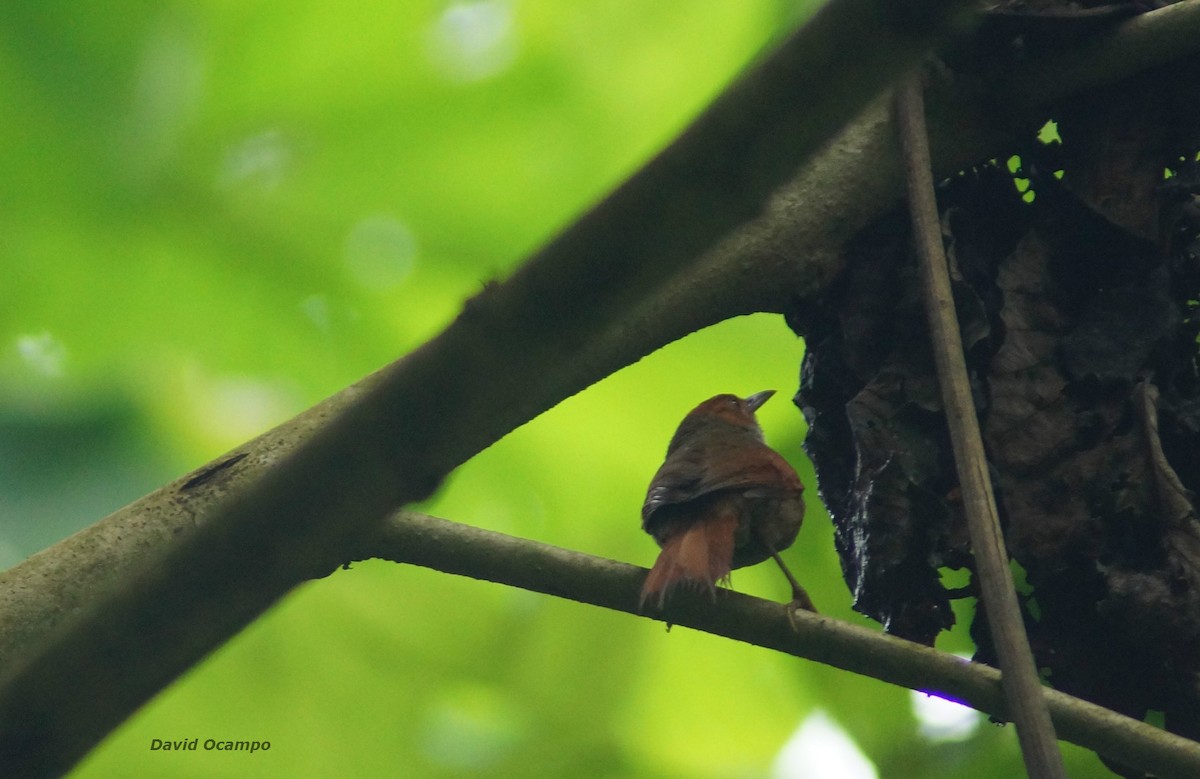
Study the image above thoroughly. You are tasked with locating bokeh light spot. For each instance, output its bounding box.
[218,130,291,193]
[299,294,332,334]
[425,0,518,82]
[419,683,527,770]
[773,710,877,779]
[16,332,67,377]
[123,14,205,178]
[343,215,417,291]
[911,689,982,742]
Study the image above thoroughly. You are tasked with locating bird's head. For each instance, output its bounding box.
[691,390,774,427]
[665,390,775,452]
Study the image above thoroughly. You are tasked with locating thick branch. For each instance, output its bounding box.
[363,511,1200,779]
[998,0,1200,110]
[0,1,980,775]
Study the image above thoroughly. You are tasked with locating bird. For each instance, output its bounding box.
[639,390,815,613]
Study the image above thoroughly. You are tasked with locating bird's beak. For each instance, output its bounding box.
[744,390,776,413]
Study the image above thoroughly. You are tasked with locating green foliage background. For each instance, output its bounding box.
[1,2,1110,777]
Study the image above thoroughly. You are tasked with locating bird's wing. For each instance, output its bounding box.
[642,441,800,525]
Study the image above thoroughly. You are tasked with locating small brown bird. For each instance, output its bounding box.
[640,390,815,612]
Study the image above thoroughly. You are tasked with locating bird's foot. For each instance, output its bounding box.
[784,586,818,633]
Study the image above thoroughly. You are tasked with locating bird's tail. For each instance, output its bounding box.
[639,508,737,610]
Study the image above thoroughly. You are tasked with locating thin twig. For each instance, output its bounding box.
[894,76,1066,778]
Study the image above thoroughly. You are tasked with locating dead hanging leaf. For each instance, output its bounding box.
[796,188,1001,645]
[985,231,1074,475]
[843,456,957,641]
[841,359,959,643]
[1060,273,1179,383]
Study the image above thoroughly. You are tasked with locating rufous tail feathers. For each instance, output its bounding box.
[640,509,737,610]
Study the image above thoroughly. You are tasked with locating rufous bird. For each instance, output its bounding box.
[640,390,815,612]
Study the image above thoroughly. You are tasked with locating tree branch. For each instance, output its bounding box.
[997,0,1200,110]
[362,511,1200,779]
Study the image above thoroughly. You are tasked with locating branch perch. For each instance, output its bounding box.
[364,511,1200,779]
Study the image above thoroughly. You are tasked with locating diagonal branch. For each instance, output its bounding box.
[363,511,1200,779]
